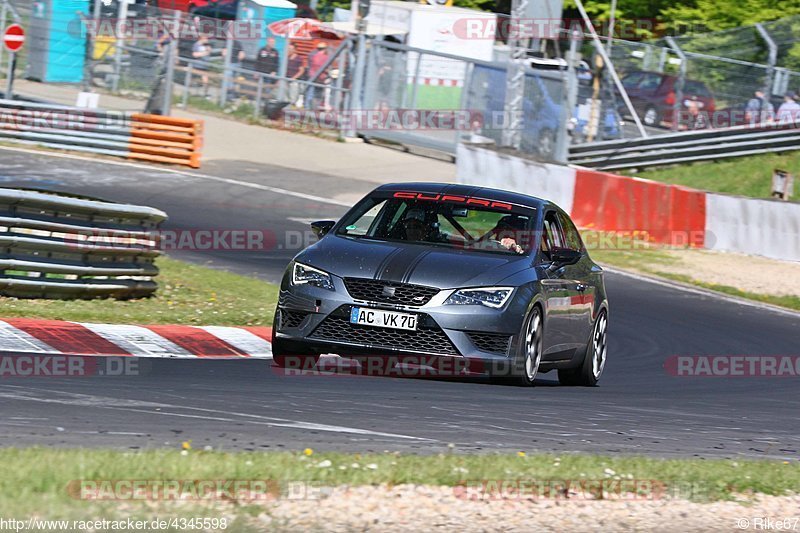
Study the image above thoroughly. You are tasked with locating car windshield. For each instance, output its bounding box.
[336,193,537,255]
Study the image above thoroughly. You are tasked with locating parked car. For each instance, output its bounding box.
[619,70,716,128]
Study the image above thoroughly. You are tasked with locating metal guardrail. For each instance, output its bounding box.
[0,99,203,168]
[0,188,167,299]
[568,123,800,170]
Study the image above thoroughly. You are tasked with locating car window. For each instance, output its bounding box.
[622,72,643,88]
[558,212,584,252]
[344,201,386,236]
[639,73,663,91]
[684,80,711,97]
[541,211,565,260]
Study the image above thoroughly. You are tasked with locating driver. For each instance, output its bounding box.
[401,208,438,242]
[490,215,528,254]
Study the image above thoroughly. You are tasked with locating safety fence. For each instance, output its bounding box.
[0,188,167,299]
[0,99,203,167]
[568,122,800,170]
[457,142,800,262]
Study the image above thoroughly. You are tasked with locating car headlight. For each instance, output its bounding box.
[292,262,334,291]
[445,287,514,309]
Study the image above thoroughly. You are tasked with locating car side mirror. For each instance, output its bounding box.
[549,248,582,268]
[311,220,335,238]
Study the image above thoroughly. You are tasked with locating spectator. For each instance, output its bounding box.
[191,34,213,97]
[285,43,306,107]
[776,92,800,124]
[255,37,280,78]
[305,42,330,110]
[745,90,775,124]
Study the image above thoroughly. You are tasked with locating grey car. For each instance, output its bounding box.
[272,183,609,386]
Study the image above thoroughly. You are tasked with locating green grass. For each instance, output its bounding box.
[0,449,796,519]
[626,151,799,200]
[0,257,277,326]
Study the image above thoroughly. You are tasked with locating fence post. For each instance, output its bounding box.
[161,10,180,116]
[556,30,580,163]
[409,50,422,109]
[220,20,234,107]
[755,23,777,103]
[346,33,367,138]
[665,36,686,132]
[111,0,129,93]
[182,63,193,108]
[254,74,263,120]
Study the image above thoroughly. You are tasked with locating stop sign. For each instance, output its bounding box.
[3,24,24,53]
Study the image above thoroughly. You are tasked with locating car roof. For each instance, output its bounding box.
[374,183,549,210]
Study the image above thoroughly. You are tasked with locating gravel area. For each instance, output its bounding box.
[250,484,800,532]
[629,248,800,297]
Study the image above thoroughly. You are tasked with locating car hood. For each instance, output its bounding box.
[296,235,532,289]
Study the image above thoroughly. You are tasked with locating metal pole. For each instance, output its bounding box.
[410,51,422,109]
[0,3,8,77]
[182,63,192,108]
[277,37,289,101]
[5,51,16,99]
[347,32,367,137]
[665,36,686,132]
[755,23,777,102]
[557,31,580,162]
[573,0,647,137]
[112,0,129,93]
[220,19,233,106]
[161,11,180,116]
[606,0,616,54]
[254,74,263,120]
[501,0,528,149]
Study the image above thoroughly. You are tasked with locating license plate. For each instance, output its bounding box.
[349,307,418,331]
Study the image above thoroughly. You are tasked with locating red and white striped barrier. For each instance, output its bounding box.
[0,319,273,359]
[456,143,800,262]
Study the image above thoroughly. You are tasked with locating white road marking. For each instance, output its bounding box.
[76,323,193,357]
[0,320,57,353]
[0,386,430,441]
[0,145,350,206]
[197,326,272,357]
[603,266,800,318]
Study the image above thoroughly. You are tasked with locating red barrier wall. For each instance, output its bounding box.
[571,169,706,247]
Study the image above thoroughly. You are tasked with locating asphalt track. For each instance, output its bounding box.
[0,147,798,459]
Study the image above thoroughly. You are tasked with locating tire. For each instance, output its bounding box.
[512,306,544,387]
[558,309,608,386]
[643,106,659,127]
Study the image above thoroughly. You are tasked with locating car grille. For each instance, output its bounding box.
[278,309,310,329]
[310,307,458,355]
[343,278,439,307]
[467,332,512,356]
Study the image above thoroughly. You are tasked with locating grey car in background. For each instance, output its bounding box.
[272,183,609,386]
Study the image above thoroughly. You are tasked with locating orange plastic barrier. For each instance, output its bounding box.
[129,114,203,168]
[571,169,706,247]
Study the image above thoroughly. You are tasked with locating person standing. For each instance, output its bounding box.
[776,92,800,124]
[285,43,306,107]
[305,42,330,110]
[745,90,775,124]
[255,37,280,78]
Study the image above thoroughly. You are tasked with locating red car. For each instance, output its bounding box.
[620,70,716,128]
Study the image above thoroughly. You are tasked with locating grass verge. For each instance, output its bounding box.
[591,247,800,312]
[624,151,799,201]
[0,257,278,326]
[0,448,797,519]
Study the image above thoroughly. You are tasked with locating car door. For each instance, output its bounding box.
[539,210,583,360]
[558,211,594,344]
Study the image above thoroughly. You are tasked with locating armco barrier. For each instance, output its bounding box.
[457,142,800,262]
[0,99,202,168]
[0,188,167,299]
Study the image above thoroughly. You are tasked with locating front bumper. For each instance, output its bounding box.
[274,275,531,361]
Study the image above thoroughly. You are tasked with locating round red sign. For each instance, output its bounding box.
[3,24,25,53]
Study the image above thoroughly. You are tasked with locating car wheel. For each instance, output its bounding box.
[558,309,608,386]
[643,106,659,127]
[514,306,543,386]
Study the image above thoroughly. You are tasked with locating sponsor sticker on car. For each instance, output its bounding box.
[350,308,418,331]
